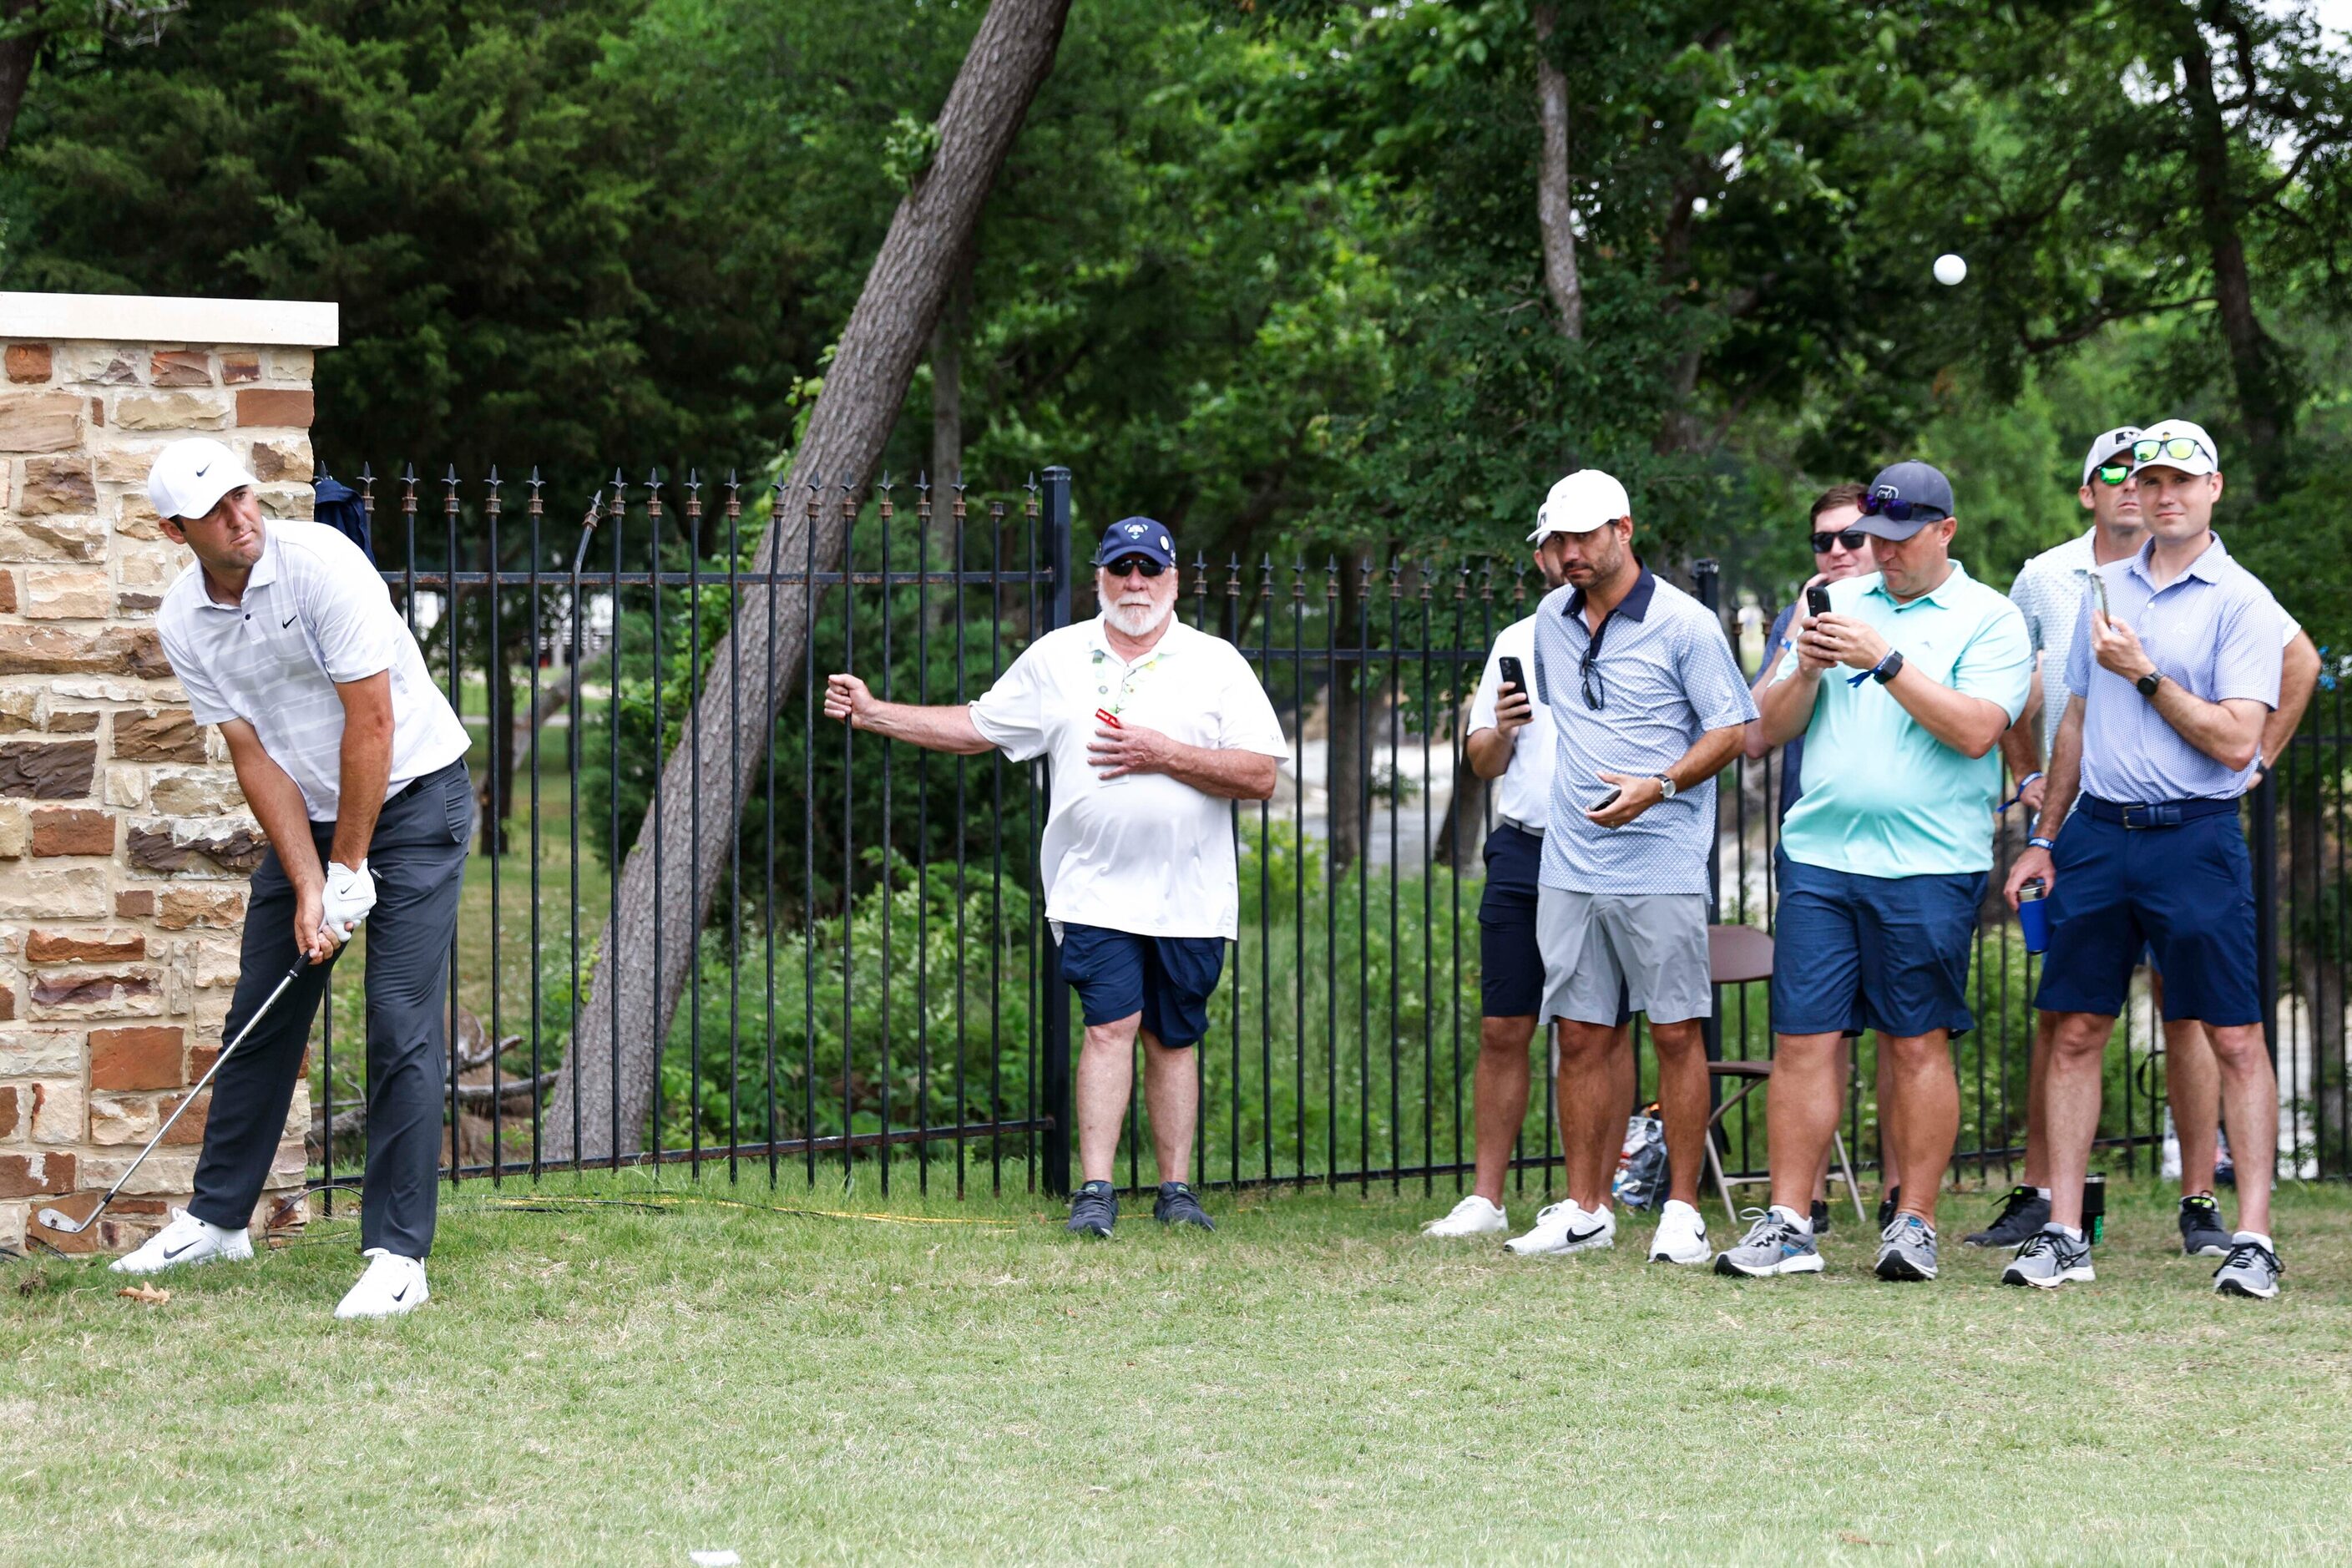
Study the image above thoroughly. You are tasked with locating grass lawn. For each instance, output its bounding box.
[7,1176,2349,1565]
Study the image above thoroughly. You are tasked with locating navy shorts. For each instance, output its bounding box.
[1478,826,1545,1017]
[1771,849,1982,1039]
[1055,923,1227,1049]
[2034,809,2258,1026]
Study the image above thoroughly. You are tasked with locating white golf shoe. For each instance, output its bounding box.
[1647,1199,1712,1265]
[109,1206,253,1276]
[1504,1200,1615,1256]
[1422,1195,1509,1238]
[334,1249,430,1320]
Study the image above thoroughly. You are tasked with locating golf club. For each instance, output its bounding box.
[35,953,313,1237]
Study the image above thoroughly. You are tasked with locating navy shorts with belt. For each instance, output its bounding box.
[1056,923,1227,1049]
[1478,824,1546,1017]
[2034,796,2258,1026]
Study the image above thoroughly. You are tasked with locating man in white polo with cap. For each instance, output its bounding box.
[109,438,473,1318]
[1505,469,1756,1264]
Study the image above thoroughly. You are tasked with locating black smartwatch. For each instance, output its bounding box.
[2135,670,2162,698]
[1869,650,1905,685]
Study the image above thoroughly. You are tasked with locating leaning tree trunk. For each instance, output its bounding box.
[544,0,1073,1162]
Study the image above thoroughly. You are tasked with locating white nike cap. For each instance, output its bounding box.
[146,437,259,524]
[1529,468,1632,541]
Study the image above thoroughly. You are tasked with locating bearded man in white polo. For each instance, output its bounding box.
[827,517,1287,1237]
[111,438,473,1318]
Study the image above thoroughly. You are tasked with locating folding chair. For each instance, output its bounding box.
[1702,923,1865,1227]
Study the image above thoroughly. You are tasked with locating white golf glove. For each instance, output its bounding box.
[321,859,377,940]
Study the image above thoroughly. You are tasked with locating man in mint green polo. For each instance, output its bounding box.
[1719,461,2031,1286]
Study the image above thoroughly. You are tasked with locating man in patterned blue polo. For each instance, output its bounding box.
[1502,470,1755,1267]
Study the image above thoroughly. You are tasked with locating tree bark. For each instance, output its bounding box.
[2176,11,2293,501]
[1531,4,1583,340]
[0,0,38,160]
[543,0,1074,1162]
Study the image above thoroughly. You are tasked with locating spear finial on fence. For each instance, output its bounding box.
[358,463,377,526]
[484,466,503,519]
[1261,553,1274,603]
[1227,552,1242,599]
[724,471,741,554]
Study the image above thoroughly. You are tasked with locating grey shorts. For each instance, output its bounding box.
[1537,885,1712,1026]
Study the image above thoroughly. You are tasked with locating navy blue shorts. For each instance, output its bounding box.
[1478,826,1545,1017]
[1770,849,1982,1038]
[2034,810,2258,1025]
[1055,923,1227,1049]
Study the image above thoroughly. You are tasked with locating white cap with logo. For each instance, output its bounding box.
[2129,417,2221,478]
[2079,425,2142,488]
[146,437,259,524]
[1528,468,1631,543]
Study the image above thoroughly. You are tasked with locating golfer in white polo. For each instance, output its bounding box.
[109,438,473,1318]
[826,517,1287,1237]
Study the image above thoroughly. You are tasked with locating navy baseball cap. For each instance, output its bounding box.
[1855,461,1956,540]
[1091,516,1177,568]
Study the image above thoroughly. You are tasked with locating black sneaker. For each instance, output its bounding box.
[1876,1185,1900,1231]
[2178,1193,2232,1258]
[1153,1181,1215,1231]
[1809,1199,1833,1237]
[1066,1180,1117,1238]
[1964,1186,2051,1249]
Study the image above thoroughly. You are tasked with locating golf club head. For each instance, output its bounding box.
[34,1205,93,1234]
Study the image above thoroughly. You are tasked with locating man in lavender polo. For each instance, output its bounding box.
[2002,419,2290,1298]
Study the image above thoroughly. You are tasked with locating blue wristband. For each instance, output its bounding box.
[2029,835,2056,852]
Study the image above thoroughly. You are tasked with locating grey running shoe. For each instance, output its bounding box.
[1712,1210,1823,1277]
[2178,1193,2232,1258]
[1876,1185,1899,1231]
[1153,1181,1215,1231]
[2213,1235,2283,1299]
[1066,1180,1117,1238]
[1874,1213,1938,1282]
[1964,1185,2051,1248]
[2001,1225,2095,1289]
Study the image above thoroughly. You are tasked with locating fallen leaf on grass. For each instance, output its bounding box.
[116,1284,171,1306]
[1838,1530,1879,1545]
[16,1273,48,1297]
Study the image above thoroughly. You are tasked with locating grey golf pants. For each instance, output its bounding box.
[189,760,473,1257]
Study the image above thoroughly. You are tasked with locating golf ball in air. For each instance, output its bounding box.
[1934,253,1967,286]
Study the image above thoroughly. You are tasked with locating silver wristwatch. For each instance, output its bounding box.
[1653,773,1677,802]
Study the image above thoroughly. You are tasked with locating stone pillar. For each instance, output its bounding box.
[0,292,339,1254]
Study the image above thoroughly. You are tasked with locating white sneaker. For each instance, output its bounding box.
[1647,1199,1712,1265]
[109,1206,253,1276]
[1504,1200,1615,1256]
[334,1249,430,1320]
[1422,1195,1509,1237]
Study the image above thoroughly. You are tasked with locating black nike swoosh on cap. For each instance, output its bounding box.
[195,463,210,477]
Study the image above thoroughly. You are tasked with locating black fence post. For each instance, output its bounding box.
[1040,466,1075,1196]
[2253,771,2279,1067]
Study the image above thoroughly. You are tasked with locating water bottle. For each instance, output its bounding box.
[2016,878,2051,954]
[2081,1174,2107,1246]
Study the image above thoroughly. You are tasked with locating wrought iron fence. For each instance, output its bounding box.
[302,464,2352,1209]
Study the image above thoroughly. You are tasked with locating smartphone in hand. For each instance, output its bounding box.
[1590,787,1622,813]
[2091,573,2111,621]
[1806,584,1833,619]
[1497,655,1527,699]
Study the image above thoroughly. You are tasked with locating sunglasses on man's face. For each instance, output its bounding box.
[1101,557,1166,579]
[2132,435,2210,466]
[1811,529,1869,554]
[2094,463,2134,486]
[1860,489,1949,524]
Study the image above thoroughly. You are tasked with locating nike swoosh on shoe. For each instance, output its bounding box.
[163,1240,199,1260]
